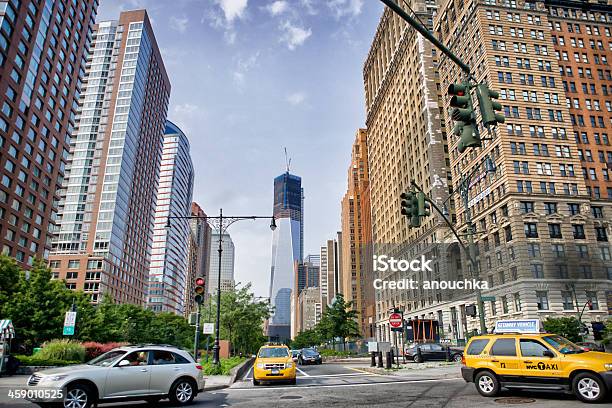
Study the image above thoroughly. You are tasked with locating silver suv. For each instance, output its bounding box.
[27,344,205,408]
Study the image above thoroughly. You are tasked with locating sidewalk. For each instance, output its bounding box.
[348,361,463,379]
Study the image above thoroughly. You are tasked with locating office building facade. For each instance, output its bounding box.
[341,129,375,337]
[147,121,194,314]
[208,232,235,295]
[0,0,98,267]
[188,202,212,299]
[49,10,170,304]
[380,0,612,343]
[268,171,303,341]
[364,1,454,343]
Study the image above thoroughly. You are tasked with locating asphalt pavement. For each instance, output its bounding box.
[0,361,606,407]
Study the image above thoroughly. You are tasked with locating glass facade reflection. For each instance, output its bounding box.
[268,172,303,341]
[147,121,194,314]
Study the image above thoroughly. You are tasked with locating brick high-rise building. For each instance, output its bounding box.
[49,10,170,304]
[0,0,98,267]
[426,0,611,341]
[363,1,454,344]
[340,129,375,338]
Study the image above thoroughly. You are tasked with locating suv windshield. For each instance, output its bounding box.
[88,350,127,367]
[258,348,289,358]
[542,335,584,354]
[302,349,318,356]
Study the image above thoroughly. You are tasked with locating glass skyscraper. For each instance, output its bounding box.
[147,121,194,314]
[268,171,303,341]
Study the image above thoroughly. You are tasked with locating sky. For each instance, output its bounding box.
[97,0,384,297]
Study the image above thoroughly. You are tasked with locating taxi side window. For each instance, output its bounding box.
[466,339,489,355]
[519,339,550,357]
[490,338,517,356]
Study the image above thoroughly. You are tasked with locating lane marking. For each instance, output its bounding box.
[345,366,383,376]
[229,377,462,391]
[297,372,377,379]
[296,367,310,377]
[244,366,253,380]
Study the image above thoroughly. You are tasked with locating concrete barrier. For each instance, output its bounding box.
[229,357,254,384]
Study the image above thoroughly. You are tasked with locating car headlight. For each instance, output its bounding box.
[257,363,264,369]
[42,375,68,382]
[286,362,293,368]
[605,363,612,371]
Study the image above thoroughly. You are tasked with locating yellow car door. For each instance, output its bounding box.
[487,337,523,378]
[518,338,564,380]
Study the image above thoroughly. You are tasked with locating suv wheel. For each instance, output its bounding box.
[452,354,462,363]
[64,383,95,408]
[169,378,196,405]
[475,371,500,397]
[253,378,260,386]
[413,354,423,363]
[573,373,606,403]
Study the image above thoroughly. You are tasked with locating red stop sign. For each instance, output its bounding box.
[389,313,402,328]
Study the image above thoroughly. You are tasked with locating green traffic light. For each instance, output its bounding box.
[476,83,505,126]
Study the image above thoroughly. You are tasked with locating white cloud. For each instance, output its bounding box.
[232,51,260,86]
[169,16,188,33]
[266,0,288,16]
[328,0,363,18]
[215,0,248,23]
[279,21,312,50]
[173,103,200,115]
[286,92,306,105]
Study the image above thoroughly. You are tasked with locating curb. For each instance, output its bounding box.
[229,357,254,384]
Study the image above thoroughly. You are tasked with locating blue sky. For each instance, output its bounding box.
[97,0,383,297]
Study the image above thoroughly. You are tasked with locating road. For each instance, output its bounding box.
[0,362,602,407]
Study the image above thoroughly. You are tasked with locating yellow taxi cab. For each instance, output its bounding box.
[461,319,612,403]
[252,344,296,386]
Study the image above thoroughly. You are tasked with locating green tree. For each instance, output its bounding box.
[0,255,21,313]
[315,294,360,350]
[602,319,612,347]
[207,284,271,355]
[542,316,581,342]
[291,329,321,349]
[2,260,93,350]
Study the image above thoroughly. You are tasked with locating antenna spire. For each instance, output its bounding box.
[284,147,291,173]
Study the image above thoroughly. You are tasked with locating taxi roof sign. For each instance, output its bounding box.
[494,319,541,334]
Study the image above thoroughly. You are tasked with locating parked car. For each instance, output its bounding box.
[405,343,463,363]
[577,342,605,352]
[298,348,322,365]
[26,344,204,408]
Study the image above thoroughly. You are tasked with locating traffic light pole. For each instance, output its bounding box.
[194,302,201,361]
[410,177,487,335]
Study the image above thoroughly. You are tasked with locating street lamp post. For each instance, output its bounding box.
[167,208,276,365]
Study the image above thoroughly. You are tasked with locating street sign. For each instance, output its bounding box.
[494,319,540,334]
[63,311,77,336]
[481,296,495,302]
[202,323,214,334]
[389,312,402,328]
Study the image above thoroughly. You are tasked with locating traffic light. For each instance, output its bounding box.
[194,276,205,305]
[476,84,505,127]
[417,192,430,217]
[448,82,480,153]
[400,191,420,228]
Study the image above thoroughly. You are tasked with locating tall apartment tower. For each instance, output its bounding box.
[0,0,98,267]
[424,0,611,341]
[364,1,453,343]
[268,171,303,341]
[189,202,212,300]
[207,232,235,295]
[147,121,194,314]
[341,128,375,337]
[49,10,170,304]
